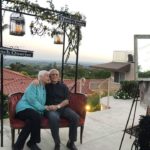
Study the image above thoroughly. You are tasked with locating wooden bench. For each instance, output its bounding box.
[8,92,87,147]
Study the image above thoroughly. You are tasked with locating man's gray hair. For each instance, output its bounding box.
[38,70,48,80]
[49,69,59,75]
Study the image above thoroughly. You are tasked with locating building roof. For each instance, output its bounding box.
[1,68,107,95]
[0,68,33,95]
[91,62,131,72]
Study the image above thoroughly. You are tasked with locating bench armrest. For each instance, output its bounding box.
[69,93,87,119]
[8,92,24,123]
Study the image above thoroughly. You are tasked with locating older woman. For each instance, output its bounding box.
[13,70,50,150]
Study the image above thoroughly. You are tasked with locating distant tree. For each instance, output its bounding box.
[20,71,29,76]
[9,62,111,79]
[10,62,25,71]
[139,71,150,78]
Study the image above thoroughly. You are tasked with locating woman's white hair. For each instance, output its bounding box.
[49,69,59,75]
[38,70,48,80]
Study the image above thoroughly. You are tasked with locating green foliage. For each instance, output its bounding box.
[139,71,150,78]
[114,80,138,99]
[87,93,100,112]
[10,62,38,77]
[20,71,29,76]
[9,62,111,79]
[138,64,150,78]
[89,69,111,79]
[113,90,132,99]
[0,92,8,118]
[64,65,111,79]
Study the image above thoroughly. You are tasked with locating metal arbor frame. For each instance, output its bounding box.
[0,0,86,147]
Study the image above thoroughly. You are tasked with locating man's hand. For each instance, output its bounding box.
[47,105,58,111]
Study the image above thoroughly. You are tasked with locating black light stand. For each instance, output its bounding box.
[119,82,139,150]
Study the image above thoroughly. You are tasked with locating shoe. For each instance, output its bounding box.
[12,144,23,150]
[12,147,22,150]
[54,144,60,150]
[27,142,41,150]
[66,141,78,150]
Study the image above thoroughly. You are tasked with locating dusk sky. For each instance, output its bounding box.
[2,0,150,67]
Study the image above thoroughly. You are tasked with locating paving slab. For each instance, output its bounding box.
[0,96,146,150]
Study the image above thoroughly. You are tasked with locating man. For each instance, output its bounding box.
[45,69,79,150]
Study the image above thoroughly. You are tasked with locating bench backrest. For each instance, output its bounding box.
[8,92,87,123]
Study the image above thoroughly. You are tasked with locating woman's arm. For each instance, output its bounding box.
[25,83,46,111]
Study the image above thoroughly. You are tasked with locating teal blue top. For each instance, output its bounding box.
[16,83,46,114]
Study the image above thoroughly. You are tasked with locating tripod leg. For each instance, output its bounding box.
[119,97,136,150]
[119,82,139,150]
[146,106,150,116]
[130,97,139,138]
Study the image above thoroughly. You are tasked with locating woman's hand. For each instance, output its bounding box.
[32,79,39,85]
[45,105,49,111]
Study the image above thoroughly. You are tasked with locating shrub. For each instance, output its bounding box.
[0,93,8,118]
[113,80,138,99]
[87,92,100,112]
[113,90,132,99]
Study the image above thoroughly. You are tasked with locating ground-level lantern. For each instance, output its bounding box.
[10,11,25,36]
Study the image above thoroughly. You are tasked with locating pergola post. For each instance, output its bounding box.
[61,24,66,82]
[0,0,4,146]
[75,26,80,93]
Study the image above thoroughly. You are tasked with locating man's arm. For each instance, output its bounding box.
[57,99,69,108]
[55,84,69,109]
[47,100,69,111]
[47,83,70,111]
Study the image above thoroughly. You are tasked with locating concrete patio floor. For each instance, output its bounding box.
[1,96,146,150]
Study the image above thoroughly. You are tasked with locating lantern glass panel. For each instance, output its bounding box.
[54,30,63,44]
[10,12,25,36]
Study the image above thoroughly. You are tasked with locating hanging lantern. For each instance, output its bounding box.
[10,11,25,36]
[54,29,63,44]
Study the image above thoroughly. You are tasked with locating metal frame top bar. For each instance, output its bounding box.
[2,0,86,25]
[3,0,65,15]
[134,34,150,39]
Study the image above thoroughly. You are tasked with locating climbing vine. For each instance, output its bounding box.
[2,0,86,62]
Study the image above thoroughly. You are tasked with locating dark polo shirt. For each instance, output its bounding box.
[45,82,69,105]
